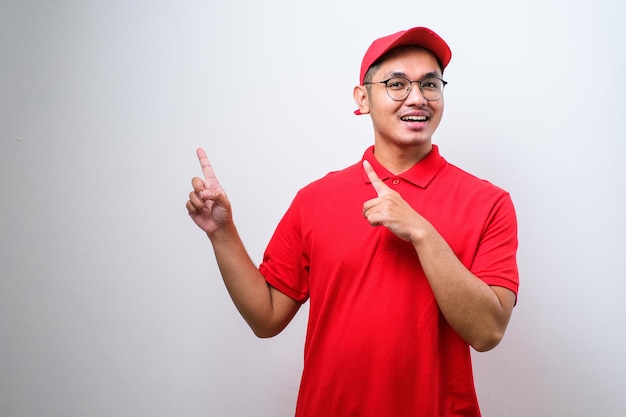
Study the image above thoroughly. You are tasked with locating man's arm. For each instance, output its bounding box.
[187,148,301,337]
[362,160,515,351]
[410,229,516,352]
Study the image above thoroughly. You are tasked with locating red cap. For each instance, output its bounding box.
[355,27,451,115]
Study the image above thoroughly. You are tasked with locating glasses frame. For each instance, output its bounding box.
[364,76,448,102]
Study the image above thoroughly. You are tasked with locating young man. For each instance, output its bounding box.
[187,26,519,417]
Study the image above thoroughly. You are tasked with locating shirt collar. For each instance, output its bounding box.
[361,144,446,189]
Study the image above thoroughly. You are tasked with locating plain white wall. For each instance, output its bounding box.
[1,1,625,416]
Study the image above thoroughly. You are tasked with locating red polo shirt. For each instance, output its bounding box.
[259,145,519,417]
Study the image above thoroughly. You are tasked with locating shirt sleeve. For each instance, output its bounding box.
[259,195,310,303]
[471,193,520,296]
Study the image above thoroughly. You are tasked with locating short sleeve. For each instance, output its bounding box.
[471,193,519,296]
[259,195,310,303]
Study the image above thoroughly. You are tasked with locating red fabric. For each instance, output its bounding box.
[259,145,519,417]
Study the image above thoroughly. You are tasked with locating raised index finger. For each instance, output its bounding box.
[363,160,390,196]
[196,147,219,188]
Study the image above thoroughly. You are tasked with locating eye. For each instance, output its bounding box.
[422,78,442,90]
[386,78,409,90]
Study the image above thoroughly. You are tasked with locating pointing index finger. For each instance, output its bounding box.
[363,160,389,196]
[196,147,219,188]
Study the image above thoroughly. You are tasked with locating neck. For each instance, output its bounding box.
[372,142,433,175]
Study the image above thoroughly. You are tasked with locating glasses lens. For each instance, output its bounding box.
[420,78,444,100]
[385,78,411,100]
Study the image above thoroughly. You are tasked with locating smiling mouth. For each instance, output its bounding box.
[401,115,428,122]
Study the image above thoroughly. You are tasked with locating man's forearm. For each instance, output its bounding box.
[209,225,300,338]
[413,226,515,352]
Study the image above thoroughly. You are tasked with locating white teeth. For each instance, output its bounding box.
[402,115,427,122]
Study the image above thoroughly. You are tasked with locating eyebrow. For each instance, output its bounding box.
[385,70,442,79]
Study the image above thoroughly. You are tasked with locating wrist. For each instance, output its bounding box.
[207,221,238,243]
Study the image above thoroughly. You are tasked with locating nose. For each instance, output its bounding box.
[404,82,427,105]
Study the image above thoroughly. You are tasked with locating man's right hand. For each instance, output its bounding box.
[186,147,232,236]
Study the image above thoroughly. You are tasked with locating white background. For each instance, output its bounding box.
[1,1,625,416]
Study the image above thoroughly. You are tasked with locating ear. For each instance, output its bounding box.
[353,85,370,115]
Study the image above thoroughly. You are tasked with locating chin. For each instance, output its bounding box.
[398,136,432,148]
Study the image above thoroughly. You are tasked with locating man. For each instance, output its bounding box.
[187,26,519,417]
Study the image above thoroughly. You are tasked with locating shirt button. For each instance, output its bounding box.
[392,178,400,185]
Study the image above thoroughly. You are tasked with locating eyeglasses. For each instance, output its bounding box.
[364,76,448,101]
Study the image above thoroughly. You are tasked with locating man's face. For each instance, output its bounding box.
[360,47,445,151]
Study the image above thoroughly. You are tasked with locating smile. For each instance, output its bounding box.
[401,115,428,122]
